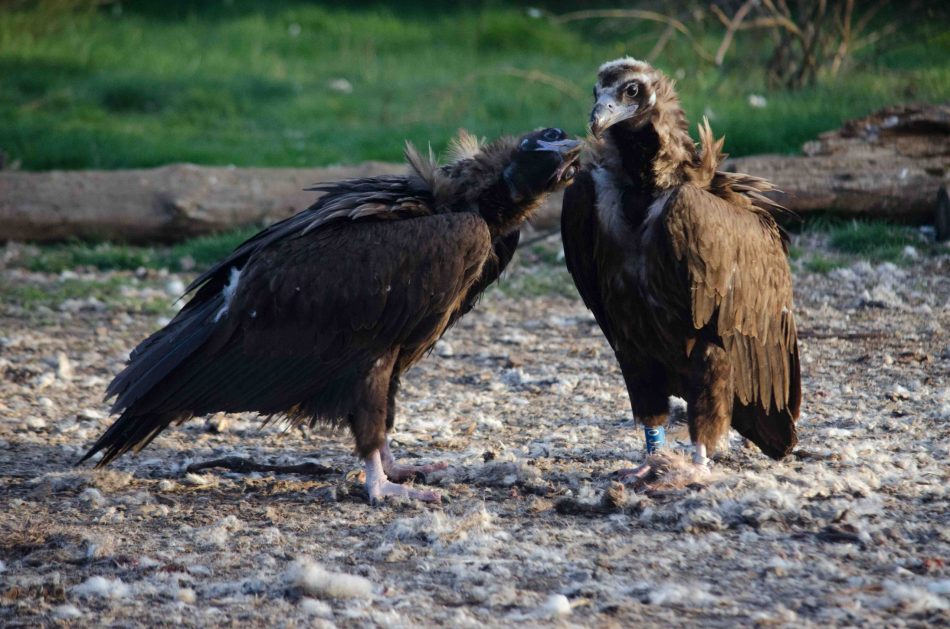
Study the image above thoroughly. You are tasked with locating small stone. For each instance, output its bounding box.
[327,78,353,94]
[78,408,104,421]
[540,593,572,617]
[157,479,176,491]
[204,414,230,434]
[57,352,74,380]
[165,278,185,296]
[176,587,196,604]
[34,372,56,391]
[24,416,47,430]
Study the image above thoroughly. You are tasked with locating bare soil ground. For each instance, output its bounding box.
[1,238,949,627]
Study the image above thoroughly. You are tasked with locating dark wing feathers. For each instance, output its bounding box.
[185,176,427,295]
[86,178,495,465]
[453,228,521,322]
[663,184,800,416]
[560,170,616,347]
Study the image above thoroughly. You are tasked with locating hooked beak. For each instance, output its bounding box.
[530,137,583,156]
[589,96,638,138]
[532,137,583,184]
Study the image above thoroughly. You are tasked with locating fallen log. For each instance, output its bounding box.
[721,103,950,225]
[0,162,404,244]
[0,103,947,243]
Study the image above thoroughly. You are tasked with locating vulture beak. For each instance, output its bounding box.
[531,137,583,183]
[589,95,637,138]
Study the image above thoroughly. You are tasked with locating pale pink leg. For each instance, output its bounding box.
[379,441,448,483]
[364,450,441,505]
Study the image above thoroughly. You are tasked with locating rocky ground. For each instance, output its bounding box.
[1,236,949,628]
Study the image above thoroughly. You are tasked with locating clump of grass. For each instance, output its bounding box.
[22,227,259,273]
[803,254,843,274]
[826,221,926,263]
[493,265,578,299]
[1,276,170,315]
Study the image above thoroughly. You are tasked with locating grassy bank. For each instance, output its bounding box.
[1,1,947,170]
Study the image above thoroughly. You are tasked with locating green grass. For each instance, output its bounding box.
[0,275,172,314]
[23,227,260,273]
[1,1,947,170]
[826,221,927,262]
[789,218,942,272]
[802,254,844,274]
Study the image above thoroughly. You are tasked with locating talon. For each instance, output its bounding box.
[385,460,448,483]
[380,441,448,484]
[364,449,442,505]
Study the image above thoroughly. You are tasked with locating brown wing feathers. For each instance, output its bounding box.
[666,184,798,414]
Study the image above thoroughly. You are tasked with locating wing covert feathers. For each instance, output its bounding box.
[665,184,800,415]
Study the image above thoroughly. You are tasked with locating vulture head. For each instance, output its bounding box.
[586,57,698,189]
[411,127,581,236]
[503,127,582,200]
[588,57,664,138]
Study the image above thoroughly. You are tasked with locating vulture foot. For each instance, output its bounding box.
[365,450,442,505]
[380,441,448,483]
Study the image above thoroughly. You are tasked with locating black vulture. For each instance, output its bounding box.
[83,128,581,503]
[561,58,800,481]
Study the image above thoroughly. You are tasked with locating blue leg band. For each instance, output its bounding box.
[644,426,665,454]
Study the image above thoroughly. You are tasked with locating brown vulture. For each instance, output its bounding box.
[82,128,582,503]
[561,58,801,479]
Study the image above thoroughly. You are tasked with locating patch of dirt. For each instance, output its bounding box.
[1,241,949,627]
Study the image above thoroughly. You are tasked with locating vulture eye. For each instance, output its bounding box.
[542,128,563,142]
[624,83,639,99]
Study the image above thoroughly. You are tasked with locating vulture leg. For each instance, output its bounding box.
[615,355,670,484]
[686,344,733,467]
[379,375,448,483]
[353,351,441,504]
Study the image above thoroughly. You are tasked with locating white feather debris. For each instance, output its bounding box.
[52,604,83,619]
[72,576,131,599]
[287,559,374,599]
[647,582,717,606]
[181,472,215,487]
[79,487,106,507]
[879,580,950,612]
[389,506,497,553]
[214,266,242,322]
[539,594,572,617]
[195,515,244,548]
[300,597,334,617]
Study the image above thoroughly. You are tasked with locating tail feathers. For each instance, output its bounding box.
[731,397,798,460]
[79,409,186,466]
[106,296,221,413]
